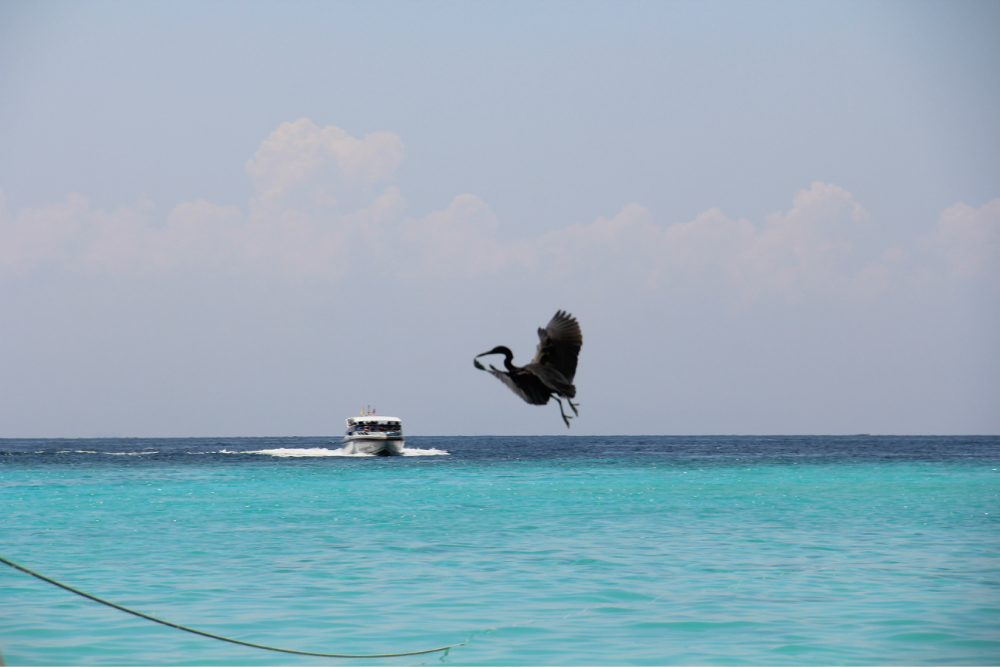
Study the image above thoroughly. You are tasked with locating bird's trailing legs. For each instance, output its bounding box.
[554,397,575,428]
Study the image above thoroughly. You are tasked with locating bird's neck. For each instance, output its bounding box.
[499,347,516,371]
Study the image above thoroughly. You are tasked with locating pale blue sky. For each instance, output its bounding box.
[1,0,997,436]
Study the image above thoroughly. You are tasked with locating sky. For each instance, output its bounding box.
[0,0,998,437]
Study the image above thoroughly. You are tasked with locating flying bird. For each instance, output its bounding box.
[474,310,583,427]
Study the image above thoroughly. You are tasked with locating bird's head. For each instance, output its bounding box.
[474,345,514,370]
[476,345,512,358]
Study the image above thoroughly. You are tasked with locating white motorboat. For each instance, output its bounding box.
[343,415,405,456]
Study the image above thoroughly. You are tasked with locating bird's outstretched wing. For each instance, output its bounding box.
[487,366,552,406]
[532,310,583,382]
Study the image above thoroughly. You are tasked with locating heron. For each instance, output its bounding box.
[473,310,583,427]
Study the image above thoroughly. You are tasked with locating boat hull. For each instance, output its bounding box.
[342,435,405,456]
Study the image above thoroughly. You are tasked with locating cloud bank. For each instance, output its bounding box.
[2,119,997,297]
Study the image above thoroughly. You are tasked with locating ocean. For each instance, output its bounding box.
[1,435,997,665]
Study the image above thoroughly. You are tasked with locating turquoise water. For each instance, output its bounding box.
[1,436,998,665]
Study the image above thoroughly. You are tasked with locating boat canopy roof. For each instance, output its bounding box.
[348,416,401,423]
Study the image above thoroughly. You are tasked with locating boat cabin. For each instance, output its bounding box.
[346,417,402,434]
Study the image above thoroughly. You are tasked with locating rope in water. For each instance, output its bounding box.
[0,555,465,659]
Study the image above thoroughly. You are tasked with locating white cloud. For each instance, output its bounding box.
[923,198,1000,280]
[245,119,404,214]
[73,199,158,275]
[157,200,245,272]
[399,194,531,279]
[2,121,997,299]
[512,182,873,297]
[533,203,669,284]
[0,122,409,280]
[732,181,870,296]
[0,191,87,273]
[0,190,393,281]
[243,186,407,280]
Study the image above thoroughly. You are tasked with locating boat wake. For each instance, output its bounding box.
[400,447,450,456]
[231,447,449,458]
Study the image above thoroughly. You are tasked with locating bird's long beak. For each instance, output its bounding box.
[474,349,499,370]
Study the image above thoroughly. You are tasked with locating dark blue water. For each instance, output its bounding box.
[3,434,997,462]
[2,436,998,665]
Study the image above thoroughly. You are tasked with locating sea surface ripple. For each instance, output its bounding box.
[1,435,998,665]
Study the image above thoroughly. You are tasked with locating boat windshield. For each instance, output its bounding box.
[351,422,401,432]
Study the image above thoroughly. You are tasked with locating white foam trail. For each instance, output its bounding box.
[243,448,364,457]
[225,447,450,458]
